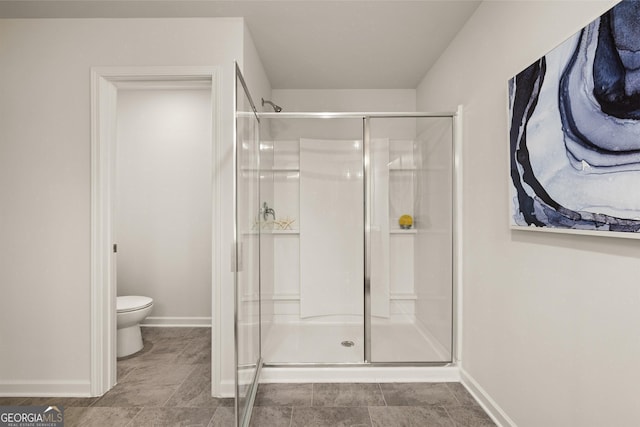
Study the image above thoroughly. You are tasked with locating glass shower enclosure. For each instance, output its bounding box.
[258,114,454,365]
[235,64,458,427]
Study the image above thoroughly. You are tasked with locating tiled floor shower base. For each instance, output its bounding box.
[0,327,495,426]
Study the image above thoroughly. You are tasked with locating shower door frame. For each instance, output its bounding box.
[257,109,463,367]
[234,63,263,427]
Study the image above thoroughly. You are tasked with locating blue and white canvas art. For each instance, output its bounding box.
[509,0,640,236]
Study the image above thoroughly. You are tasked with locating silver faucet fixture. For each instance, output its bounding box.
[262,202,276,221]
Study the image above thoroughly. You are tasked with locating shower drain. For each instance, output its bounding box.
[341,340,355,347]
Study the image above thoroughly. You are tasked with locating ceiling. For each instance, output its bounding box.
[0,1,481,89]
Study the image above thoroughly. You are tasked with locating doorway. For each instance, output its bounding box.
[90,67,220,397]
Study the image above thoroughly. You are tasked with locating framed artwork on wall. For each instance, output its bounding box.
[509,0,640,237]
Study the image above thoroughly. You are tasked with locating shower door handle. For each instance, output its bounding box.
[231,241,243,272]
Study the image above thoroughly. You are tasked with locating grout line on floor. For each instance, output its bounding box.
[123,407,144,427]
[445,382,462,406]
[367,406,375,427]
[441,404,458,426]
[160,363,200,407]
[377,383,387,407]
[310,383,314,407]
[288,406,294,427]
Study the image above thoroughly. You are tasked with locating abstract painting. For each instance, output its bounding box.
[509,0,640,236]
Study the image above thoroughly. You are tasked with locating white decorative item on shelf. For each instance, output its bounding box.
[274,216,296,230]
[252,216,297,231]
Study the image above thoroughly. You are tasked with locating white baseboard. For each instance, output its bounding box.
[460,367,516,427]
[261,366,460,384]
[0,380,92,397]
[141,316,211,327]
[216,379,235,398]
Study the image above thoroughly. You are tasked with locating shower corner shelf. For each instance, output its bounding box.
[271,229,299,235]
[390,228,418,234]
[240,167,299,173]
[272,167,300,172]
[389,166,417,172]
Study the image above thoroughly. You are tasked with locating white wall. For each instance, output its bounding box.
[271,89,415,112]
[416,1,640,426]
[0,17,245,396]
[261,90,416,328]
[116,88,212,323]
[243,23,273,112]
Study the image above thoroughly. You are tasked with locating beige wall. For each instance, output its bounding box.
[116,88,213,322]
[0,17,249,396]
[243,22,273,111]
[417,1,640,426]
[271,89,415,112]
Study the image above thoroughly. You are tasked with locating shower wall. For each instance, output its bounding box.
[264,118,417,325]
[299,137,363,319]
[264,88,419,328]
[116,88,212,324]
[265,119,365,325]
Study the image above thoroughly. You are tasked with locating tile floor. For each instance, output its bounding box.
[0,327,496,426]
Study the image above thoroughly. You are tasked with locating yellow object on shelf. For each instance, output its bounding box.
[399,214,413,229]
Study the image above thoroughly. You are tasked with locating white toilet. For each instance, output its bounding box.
[116,296,153,358]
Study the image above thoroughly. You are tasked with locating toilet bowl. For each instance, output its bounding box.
[116,296,153,358]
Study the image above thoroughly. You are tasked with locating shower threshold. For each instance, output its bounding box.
[259,364,459,384]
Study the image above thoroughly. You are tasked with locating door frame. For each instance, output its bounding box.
[90,66,221,396]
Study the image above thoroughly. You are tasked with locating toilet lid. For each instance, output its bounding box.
[117,296,153,313]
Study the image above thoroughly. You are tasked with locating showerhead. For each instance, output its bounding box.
[262,98,283,113]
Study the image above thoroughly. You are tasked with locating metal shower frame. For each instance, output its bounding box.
[255,110,462,368]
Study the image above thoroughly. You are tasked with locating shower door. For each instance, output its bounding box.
[234,64,262,427]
